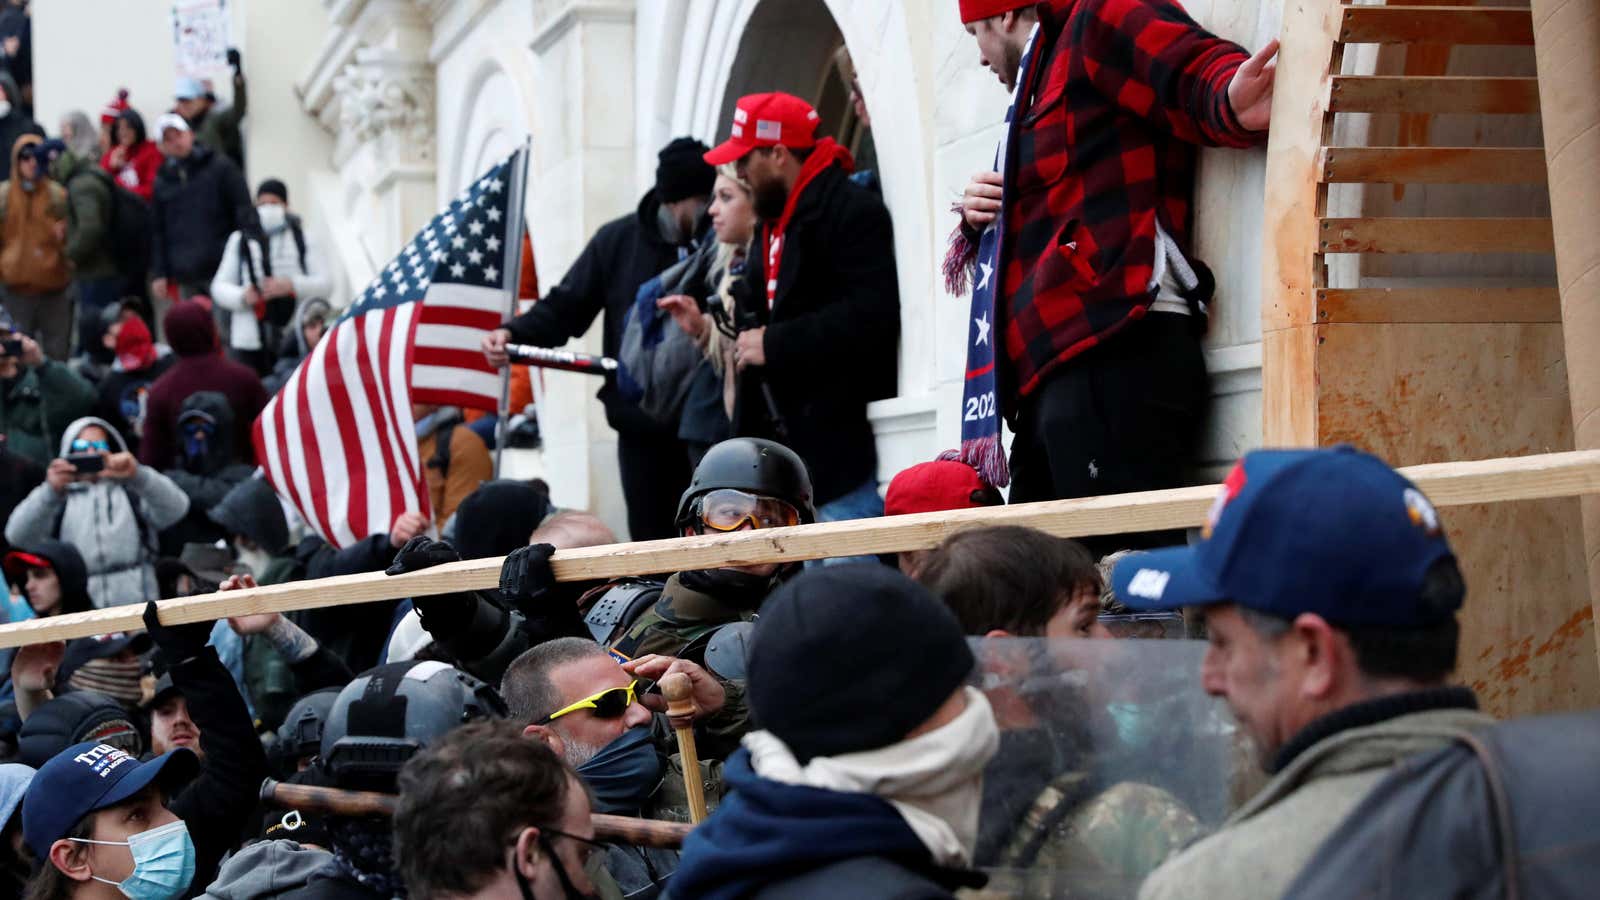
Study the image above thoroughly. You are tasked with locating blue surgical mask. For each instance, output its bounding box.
[71,820,196,900]
[575,726,663,814]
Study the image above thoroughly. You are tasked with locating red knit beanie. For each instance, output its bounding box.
[959,0,1035,24]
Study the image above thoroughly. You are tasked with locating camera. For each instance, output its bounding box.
[0,339,22,358]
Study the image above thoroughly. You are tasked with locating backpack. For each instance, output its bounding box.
[239,214,310,328]
[70,169,152,279]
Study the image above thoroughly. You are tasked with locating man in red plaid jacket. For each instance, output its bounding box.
[955,0,1277,537]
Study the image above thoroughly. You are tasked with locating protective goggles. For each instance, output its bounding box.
[696,489,801,532]
[536,680,639,725]
[70,438,110,452]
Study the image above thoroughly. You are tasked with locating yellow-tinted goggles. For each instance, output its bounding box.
[698,489,801,532]
[536,680,639,725]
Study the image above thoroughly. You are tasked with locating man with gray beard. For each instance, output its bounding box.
[499,639,726,900]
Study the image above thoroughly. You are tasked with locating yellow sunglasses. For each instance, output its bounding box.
[536,680,640,725]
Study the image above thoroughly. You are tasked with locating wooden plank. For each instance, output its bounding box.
[6,450,1600,649]
[1329,76,1541,114]
[1339,6,1534,45]
[1319,217,1555,253]
[1320,147,1547,184]
[1316,287,1562,323]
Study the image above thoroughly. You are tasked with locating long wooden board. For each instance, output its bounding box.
[1339,6,1534,46]
[1319,147,1548,185]
[1316,287,1562,323]
[5,450,1600,649]
[1319,217,1555,254]
[1329,76,1541,115]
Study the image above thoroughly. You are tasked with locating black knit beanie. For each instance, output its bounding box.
[746,564,975,763]
[257,178,288,203]
[655,137,716,203]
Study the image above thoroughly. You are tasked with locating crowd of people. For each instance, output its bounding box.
[0,1,1593,899]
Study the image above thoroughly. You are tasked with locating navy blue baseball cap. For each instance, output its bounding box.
[1111,447,1460,628]
[22,742,198,859]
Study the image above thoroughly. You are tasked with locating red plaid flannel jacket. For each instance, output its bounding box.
[998,0,1263,407]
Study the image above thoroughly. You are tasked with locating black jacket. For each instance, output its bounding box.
[165,647,272,898]
[285,534,400,673]
[733,165,899,505]
[0,72,40,183]
[503,190,702,436]
[151,144,257,285]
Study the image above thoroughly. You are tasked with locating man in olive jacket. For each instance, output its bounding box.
[50,149,120,356]
[0,312,94,466]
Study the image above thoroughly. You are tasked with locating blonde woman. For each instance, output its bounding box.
[656,164,755,464]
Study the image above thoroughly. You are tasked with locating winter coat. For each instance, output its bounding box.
[0,72,41,184]
[667,750,977,900]
[100,140,164,202]
[208,476,291,557]
[194,74,247,172]
[733,164,899,505]
[1138,690,1494,900]
[4,416,190,607]
[263,297,331,396]
[0,134,70,295]
[285,533,401,673]
[1286,708,1600,900]
[200,839,340,900]
[94,351,175,460]
[141,302,268,468]
[417,411,491,530]
[164,646,272,898]
[0,359,96,465]
[210,220,331,352]
[161,391,254,549]
[502,189,704,438]
[150,143,256,286]
[53,150,118,280]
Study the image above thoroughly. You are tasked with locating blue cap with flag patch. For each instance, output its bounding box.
[1110,446,1460,628]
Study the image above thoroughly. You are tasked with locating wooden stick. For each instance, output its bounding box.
[6,449,1600,649]
[258,779,693,849]
[660,673,708,824]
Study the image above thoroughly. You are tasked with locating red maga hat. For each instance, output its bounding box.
[885,459,998,517]
[703,92,821,166]
[959,0,1036,24]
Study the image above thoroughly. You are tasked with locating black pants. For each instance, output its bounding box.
[617,431,693,542]
[1008,313,1209,556]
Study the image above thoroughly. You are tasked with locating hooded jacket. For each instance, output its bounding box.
[200,839,340,900]
[503,189,705,437]
[142,302,268,468]
[4,416,190,607]
[162,391,254,547]
[150,141,256,285]
[1138,691,1494,900]
[93,316,176,458]
[209,476,291,557]
[668,751,970,900]
[0,133,70,294]
[264,297,331,396]
[0,73,41,184]
[52,149,118,280]
[210,216,331,353]
[0,357,96,466]
[7,538,91,614]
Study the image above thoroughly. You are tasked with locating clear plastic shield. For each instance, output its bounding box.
[967,637,1245,900]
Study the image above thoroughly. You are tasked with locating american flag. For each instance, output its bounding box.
[253,148,528,548]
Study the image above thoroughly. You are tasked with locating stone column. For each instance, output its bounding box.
[1531,0,1600,668]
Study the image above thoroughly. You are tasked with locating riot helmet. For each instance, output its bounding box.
[675,438,816,535]
[272,687,341,775]
[319,661,505,790]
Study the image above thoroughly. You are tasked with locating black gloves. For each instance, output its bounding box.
[385,536,461,576]
[227,48,242,73]
[143,600,213,666]
[499,544,557,610]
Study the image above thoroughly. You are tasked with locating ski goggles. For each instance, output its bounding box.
[696,489,802,532]
[69,438,110,452]
[537,680,640,725]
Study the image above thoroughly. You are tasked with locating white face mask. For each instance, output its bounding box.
[0,101,12,120]
[257,204,286,233]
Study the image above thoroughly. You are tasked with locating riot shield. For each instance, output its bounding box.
[966,637,1245,900]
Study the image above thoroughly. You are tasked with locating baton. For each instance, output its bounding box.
[259,778,693,849]
[661,673,709,824]
[505,343,618,376]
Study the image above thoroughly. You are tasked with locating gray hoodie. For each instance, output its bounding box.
[4,416,190,607]
[201,840,340,900]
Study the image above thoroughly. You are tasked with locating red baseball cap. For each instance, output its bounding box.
[703,92,821,166]
[885,460,999,517]
[959,0,1036,24]
[2,550,50,583]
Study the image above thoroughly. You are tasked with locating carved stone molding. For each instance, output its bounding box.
[332,49,436,160]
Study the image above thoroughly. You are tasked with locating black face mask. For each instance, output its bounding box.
[512,836,598,900]
[678,565,776,611]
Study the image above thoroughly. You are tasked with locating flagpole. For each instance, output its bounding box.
[493,140,532,479]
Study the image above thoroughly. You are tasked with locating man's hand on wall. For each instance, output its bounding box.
[1228,39,1279,132]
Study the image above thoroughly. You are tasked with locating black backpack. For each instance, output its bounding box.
[71,169,153,279]
[240,214,310,328]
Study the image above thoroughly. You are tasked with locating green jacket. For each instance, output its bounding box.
[0,361,97,465]
[196,74,247,169]
[52,152,118,280]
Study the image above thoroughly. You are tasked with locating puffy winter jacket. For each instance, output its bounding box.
[150,143,256,286]
[4,416,190,606]
[210,220,331,353]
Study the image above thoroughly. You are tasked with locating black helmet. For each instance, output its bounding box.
[675,438,816,532]
[319,661,505,790]
[274,687,342,770]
